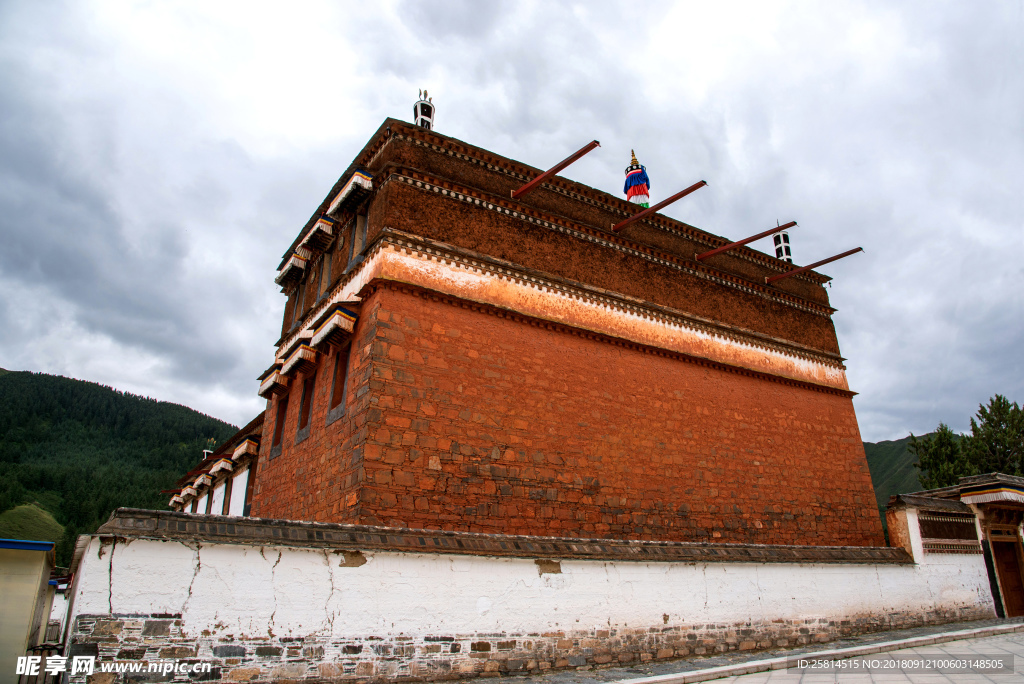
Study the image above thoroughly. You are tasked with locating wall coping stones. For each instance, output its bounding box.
[95,508,912,566]
[960,472,1024,487]
[887,494,974,513]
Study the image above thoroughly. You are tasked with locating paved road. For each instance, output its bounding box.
[705,631,1024,682]
[487,619,1024,684]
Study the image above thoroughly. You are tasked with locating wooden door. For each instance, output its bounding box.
[992,540,1024,617]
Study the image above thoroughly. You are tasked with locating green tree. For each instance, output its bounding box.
[963,394,1024,475]
[0,370,238,566]
[912,395,1024,489]
[910,423,971,489]
[55,523,79,570]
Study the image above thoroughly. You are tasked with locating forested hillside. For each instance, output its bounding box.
[0,369,237,565]
[0,366,951,562]
[864,434,925,509]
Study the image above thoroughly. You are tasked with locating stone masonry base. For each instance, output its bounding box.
[71,606,992,683]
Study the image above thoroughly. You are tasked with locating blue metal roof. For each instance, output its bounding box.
[0,538,56,552]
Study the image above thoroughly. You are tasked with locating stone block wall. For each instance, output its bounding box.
[255,283,883,547]
[367,165,841,353]
[69,610,991,683]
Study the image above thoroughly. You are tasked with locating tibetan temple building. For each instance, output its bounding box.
[171,105,883,547]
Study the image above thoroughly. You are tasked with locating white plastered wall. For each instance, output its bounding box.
[68,537,995,641]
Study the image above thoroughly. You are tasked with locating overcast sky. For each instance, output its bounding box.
[1,1,1021,442]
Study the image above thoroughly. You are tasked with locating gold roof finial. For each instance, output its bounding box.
[630,149,639,167]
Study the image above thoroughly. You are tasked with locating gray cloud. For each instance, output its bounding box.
[396,0,510,42]
[0,0,1021,439]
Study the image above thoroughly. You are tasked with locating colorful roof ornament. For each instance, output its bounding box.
[623,150,650,208]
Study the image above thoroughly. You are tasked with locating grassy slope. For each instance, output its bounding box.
[0,503,64,543]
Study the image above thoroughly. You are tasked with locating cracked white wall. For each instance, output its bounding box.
[67,537,995,640]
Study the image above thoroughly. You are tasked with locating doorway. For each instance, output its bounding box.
[992,538,1024,617]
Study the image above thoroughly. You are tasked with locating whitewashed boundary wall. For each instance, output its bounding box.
[64,509,995,682]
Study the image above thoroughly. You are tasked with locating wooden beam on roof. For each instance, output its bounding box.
[512,140,601,199]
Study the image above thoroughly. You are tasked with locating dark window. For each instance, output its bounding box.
[307,263,318,304]
[919,513,978,541]
[330,345,350,411]
[348,214,367,269]
[319,250,332,297]
[291,286,303,328]
[284,290,297,327]
[774,235,781,246]
[190,498,198,513]
[222,477,233,515]
[243,467,255,517]
[421,104,433,118]
[299,375,316,430]
[272,397,289,447]
[205,490,214,514]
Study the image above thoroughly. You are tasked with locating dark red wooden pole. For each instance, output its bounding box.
[511,140,601,199]
[765,247,864,284]
[611,180,707,232]
[696,221,797,261]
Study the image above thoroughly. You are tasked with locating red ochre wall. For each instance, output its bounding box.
[253,283,884,547]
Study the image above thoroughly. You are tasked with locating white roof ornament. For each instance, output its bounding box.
[774,225,793,263]
[414,89,435,130]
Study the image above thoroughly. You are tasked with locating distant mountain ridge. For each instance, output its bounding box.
[0,368,930,561]
[0,369,237,564]
[864,434,926,516]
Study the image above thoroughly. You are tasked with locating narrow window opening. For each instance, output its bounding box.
[273,397,289,447]
[221,477,233,515]
[292,277,307,328]
[319,250,332,297]
[285,290,297,327]
[299,375,316,430]
[310,258,322,301]
[330,345,351,410]
[243,467,256,517]
[348,214,367,268]
[205,490,214,514]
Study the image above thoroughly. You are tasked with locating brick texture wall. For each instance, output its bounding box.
[253,283,883,547]
[369,174,842,355]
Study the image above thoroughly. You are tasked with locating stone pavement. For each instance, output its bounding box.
[487,618,1024,684]
[697,630,1024,683]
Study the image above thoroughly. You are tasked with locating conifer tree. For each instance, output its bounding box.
[963,394,1024,476]
[910,423,971,489]
[912,395,1024,488]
